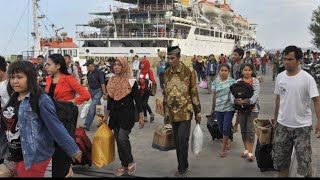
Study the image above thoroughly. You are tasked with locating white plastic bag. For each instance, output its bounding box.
[191,124,203,155]
[80,103,90,119]
[289,148,298,177]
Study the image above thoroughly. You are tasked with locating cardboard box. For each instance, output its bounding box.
[254,119,274,145]
[152,125,175,151]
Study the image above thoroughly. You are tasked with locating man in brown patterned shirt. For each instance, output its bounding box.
[158,46,201,177]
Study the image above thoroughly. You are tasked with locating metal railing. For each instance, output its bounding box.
[77,31,188,39]
[89,17,170,26]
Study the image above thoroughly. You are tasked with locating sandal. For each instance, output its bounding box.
[241,150,248,158]
[226,144,231,150]
[114,166,127,177]
[220,152,227,158]
[128,162,136,175]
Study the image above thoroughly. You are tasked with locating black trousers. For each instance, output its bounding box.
[142,93,152,117]
[114,127,133,167]
[52,144,71,177]
[172,120,191,173]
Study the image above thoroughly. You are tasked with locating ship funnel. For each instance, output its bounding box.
[224,0,227,4]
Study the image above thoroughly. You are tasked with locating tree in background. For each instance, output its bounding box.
[310,6,320,49]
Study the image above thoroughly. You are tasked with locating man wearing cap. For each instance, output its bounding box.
[81,59,107,131]
[157,46,201,177]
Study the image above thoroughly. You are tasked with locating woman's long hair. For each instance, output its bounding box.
[48,54,71,75]
[7,61,43,114]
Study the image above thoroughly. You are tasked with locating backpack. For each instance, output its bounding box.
[51,99,79,137]
[158,61,166,74]
[230,80,255,111]
[73,128,92,166]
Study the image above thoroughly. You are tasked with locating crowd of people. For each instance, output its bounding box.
[0,45,319,178]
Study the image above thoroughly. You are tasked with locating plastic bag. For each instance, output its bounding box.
[80,103,90,119]
[191,124,203,155]
[92,123,115,168]
[289,148,298,177]
[198,80,208,89]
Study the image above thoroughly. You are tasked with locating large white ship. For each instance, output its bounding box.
[76,0,258,64]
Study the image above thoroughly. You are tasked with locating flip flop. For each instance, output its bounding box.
[128,162,136,175]
[114,167,127,177]
[220,152,227,158]
[226,144,231,150]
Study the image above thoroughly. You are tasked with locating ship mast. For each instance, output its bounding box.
[33,0,41,58]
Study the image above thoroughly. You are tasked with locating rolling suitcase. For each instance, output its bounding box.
[206,114,233,141]
[255,139,275,172]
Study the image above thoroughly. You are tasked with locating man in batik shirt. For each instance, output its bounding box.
[158,46,201,177]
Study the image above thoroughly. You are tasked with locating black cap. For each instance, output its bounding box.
[167,46,181,55]
[83,59,94,66]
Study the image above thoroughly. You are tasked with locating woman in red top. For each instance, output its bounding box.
[45,54,90,178]
[138,59,156,122]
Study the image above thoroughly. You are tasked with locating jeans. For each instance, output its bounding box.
[196,70,202,82]
[84,88,102,128]
[239,111,258,144]
[142,94,152,117]
[172,120,191,173]
[114,127,134,167]
[216,111,235,136]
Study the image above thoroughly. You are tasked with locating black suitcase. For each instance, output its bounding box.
[206,114,233,141]
[255,139,276,172]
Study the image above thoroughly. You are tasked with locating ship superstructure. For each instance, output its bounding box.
[76,0,258,62]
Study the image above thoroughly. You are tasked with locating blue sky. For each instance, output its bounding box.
[1,0,320,55]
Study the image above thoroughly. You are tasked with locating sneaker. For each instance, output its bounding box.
[247,153,254,162]
[80,125,90,131]
[241,150,248,158]
[150,114,155,123]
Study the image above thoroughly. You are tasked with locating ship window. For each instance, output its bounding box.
[63,50,68,56]
[57,50,62,54]
[68,50,73,56]
[73,50,77,57]
[49,50,54,55]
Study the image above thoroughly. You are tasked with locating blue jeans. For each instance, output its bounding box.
[84,88,102,128]
[216,111,235,136]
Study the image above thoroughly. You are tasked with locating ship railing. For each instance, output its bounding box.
[131,4,173,12]
[77,31,187,39]
[88,17,170,26]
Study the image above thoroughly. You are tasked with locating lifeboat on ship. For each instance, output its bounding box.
[233,16,242,25]
[220,3,235,19]
[198,0,222,16]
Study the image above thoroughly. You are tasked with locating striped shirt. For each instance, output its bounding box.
[230,77,260,112]
[212,77,236,112]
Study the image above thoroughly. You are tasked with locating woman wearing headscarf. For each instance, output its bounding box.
[103,57,144,177]
[138,59,156,122]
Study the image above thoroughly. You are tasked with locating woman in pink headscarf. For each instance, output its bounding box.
[104,57,144,176]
